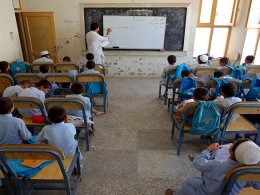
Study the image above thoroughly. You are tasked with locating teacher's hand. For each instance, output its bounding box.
[107,28,112,35]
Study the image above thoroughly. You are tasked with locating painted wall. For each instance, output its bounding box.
[0,0,23,62]
[23,0,250,77]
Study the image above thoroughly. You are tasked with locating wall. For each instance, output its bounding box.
[23,0,250,77]
[0,0,23,62]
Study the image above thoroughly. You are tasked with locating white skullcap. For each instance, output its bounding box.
[40,50,50,56]
[199,54,209,63]
[235,141,260,165]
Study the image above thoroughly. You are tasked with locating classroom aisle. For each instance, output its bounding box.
[77,77,203,195]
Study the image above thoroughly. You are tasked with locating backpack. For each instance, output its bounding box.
[245,78,260,101]
[85,82,108,98]
[210,78,230,98]
[229,65,246,80]
[10,60,27,76]
[171,63,190,81]
[179,77,197,100]
[190,101,221,135]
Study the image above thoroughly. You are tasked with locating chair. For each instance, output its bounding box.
[12,96,48,128]
[246,66,260,77]
[76,73,108,113]
[223,165,260,195]
[0,74,14,96]
[171,102,227,155]
[82,64,106,76]
[45,73,74,95]
[0,144,81,195]
[159,67,176,103]
[45,97,91,150]
[193,67,218,82]
[54,63,80,74]
[14,73,43,85]
[220,102,260,144]
[32,62,55,73]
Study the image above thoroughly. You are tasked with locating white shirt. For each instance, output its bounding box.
[18,87,46,118]
[215,96,242,109]
[3,85,23,97]
[36,122,78,157]
[86,31,109,64]
[0,114,32,145]
[33,57,53,63]
[83,69,100,74]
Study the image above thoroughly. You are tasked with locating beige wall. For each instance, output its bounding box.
[0,0,23,62]
[23,0,250,77]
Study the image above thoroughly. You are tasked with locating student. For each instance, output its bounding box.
[36,106,78,157]
[0,61,10,74]
[165,139,260,195]
[3,80,31,97]
[161,55,177,82]
[66,82,104,122]
[242,55,255,67]
[84,61,100,74]
[176,87,209,124]
[63,56,71,62]
[86,53,94,61]
[0,97,32,145]
[213,70,225,78]
[219,57,229,67]
[215,83,242,109]
[33,50,54,63]
[62,56,78,76]
[181,70,193,78]
[18,80,51,118]
[197,54,209,66]
[86,23,112,64]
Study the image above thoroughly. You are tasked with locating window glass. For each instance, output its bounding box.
[200,0,213,23]
[215,0,234,25]
[247,0,260,28]
[210,28,229,57]
[193,28,211,57]
[254,38,260,65]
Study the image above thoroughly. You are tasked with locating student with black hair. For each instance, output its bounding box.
[243,55,255,67]
[86,53,94,61]
[219,57,229,66]
[181,70,193,78]
[176,87,209,124]
[0,97,32,145]
[86,23,112,64]
[165,139,260,195]
[0,61,10,74]
[161,55,177,82]
[3,80,31,97]
[213,70,225,78]
[84,61,100,74]
[36,106,78,157]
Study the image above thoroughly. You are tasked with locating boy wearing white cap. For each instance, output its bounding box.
[197,54,209,66]
[33,50,54,63]
[165,139,260,195]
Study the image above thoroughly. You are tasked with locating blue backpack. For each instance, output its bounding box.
[85,82,108,98]
[210,78,230,98]
[190,101,221,135]
[229,65,246,80]
[10,60,27,76]
[179,77,197,100]
[245,78,260,101]
[170,63,190,81]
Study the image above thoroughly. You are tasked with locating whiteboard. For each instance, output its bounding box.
[103,15,166,50]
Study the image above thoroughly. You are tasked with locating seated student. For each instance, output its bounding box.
[84,61,100,74]
[36,106,78,157]
[219,57,229,67]
[165,139,260,195]
[38,64,59,93]
[214,70,225,78]
[176,87,209,124]
[3,80,31,97]
[33,50,53,63]
[161,55,177,83]
[181,70,193,78]
[197,54,209,66]
[62,56,78,76]
[242,55,255,67]
[0,97,32,145]
[18,80,51,118]
[86,53,94,62]
[0,61,10,74]
[66,82,104,123]
[215,83,242,109]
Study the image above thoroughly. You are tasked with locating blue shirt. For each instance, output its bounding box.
[0,114,32,145]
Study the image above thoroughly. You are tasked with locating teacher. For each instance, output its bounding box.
[86,23,112,65]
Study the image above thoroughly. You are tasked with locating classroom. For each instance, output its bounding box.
[0,0,260,194]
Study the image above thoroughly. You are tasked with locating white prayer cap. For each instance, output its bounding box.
[235,141,260,165]
[199,54,209,63]
[40,51,50,56]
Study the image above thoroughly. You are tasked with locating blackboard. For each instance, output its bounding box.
[84,8,187,51]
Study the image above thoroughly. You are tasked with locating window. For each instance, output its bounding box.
[193,0,238,58]
[242,0,260,64]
